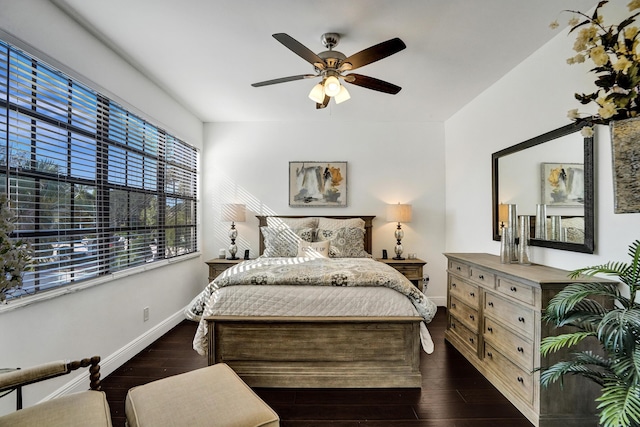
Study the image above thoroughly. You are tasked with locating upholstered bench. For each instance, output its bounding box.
[125,363,279,427]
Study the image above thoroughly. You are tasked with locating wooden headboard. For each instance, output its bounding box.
[256,215,375,255]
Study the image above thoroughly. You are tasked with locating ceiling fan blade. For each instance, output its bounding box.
[316,94,330,109]
[273,33,327,69]
[251,74,317,87]
[345,73,402,94]
[341,38,406,71]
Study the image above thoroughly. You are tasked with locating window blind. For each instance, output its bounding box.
[0,40,198,299]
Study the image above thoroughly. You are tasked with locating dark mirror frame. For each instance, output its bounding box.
[491,122,594,254]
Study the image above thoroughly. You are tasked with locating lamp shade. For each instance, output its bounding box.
[324,76,341,97]
[334,85,350,104]
[221,204,246,222]
[387,203,412,223]
[308,83,324,103]
[498,203,509,223]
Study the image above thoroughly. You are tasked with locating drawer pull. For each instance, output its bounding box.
[469,315,475,321]
[518,317,525,323]
[478,274,484,280]
[456,266,461,271]
[487,352,493,358]
[488,301,494,307]
[451,323,456,329]
[510,286,517,292]
[451,283,457,288]
[469,292,475,297]
[469,337,474,344]
[517,376,524,384]
[487,327,493,333]
[517,346,524,353]
[451,303,457,309]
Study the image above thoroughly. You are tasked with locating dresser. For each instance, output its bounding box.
[444,253,614,427]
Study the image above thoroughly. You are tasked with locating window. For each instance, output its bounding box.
[0,40,198,299]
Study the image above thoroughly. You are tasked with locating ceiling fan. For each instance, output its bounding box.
[251,33,406,109]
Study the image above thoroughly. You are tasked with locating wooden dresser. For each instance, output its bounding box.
[444,253,615,427]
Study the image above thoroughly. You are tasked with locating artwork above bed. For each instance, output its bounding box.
[289,161,347,207]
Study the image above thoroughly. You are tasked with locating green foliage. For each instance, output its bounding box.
[0,195,32,302]
[541,239,640,427]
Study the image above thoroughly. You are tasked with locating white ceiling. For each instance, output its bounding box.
[51,0,596,123]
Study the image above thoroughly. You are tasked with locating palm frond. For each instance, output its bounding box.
[540,356,610,388]
[597,382,640,427]
[541,332,595,356]
[598,308,640,353]
[544,283,619,324]
[569,262,629,280]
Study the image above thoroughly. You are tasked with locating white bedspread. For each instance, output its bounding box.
[185,257,438,355]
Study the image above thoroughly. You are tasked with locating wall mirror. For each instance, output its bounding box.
[492,122,594,253]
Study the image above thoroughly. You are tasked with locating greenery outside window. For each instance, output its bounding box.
[0,39,198,300]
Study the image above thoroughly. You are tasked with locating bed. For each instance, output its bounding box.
[185,215,437,388]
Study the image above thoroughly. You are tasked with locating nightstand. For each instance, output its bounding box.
[205,258,246,283]
[377,258,427,291]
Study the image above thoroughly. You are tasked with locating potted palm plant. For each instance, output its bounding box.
[540,239,640,427]
[0,195,32,302]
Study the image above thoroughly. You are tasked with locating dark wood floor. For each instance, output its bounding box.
[101,307,533,426]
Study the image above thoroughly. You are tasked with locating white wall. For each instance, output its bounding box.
[445,0,640,270]
[0,0,205,413]
[201,120,448,304]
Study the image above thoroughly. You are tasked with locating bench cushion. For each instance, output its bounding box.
[125,363,279,427]
[0,390,112,427]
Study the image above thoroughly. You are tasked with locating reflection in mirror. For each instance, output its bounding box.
[492,122,594,254]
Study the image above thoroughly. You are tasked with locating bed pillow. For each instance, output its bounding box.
[316,217,365,232]
[261,226,314,257]
[297,240,330,258]
[266,216,318,230]
[316,226,370,258]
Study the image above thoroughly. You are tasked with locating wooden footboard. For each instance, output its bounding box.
[206,316,422,388]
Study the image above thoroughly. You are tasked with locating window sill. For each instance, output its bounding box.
[0,252,201,314]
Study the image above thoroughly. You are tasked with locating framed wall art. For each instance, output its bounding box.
[289,161,347,207]
[541,162,584,207]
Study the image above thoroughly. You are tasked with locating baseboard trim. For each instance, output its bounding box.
[44,309,187,401]
[430,296,446,307]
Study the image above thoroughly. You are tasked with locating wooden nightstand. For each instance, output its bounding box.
[377,258,427,291]
[205,258,246,283]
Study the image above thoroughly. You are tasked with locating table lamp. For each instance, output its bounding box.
[221,203,246,260]
[387,203,412,260]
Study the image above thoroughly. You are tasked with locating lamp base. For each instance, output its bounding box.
[226,256,239,260]
[392,256,405,260]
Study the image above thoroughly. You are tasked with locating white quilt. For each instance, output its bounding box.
[185,257,438,355]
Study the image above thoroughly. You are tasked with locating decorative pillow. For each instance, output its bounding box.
[316,217,365,232]
[261,226,314,257]
[316,226,370,258]
[266,216,318,230]
[297,240,330,258]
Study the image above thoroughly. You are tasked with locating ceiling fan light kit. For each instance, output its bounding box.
[252,32,406,109]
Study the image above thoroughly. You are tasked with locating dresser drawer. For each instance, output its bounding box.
[450,296,478,332]
[449,276,479,308]
[448,260,470,278]
[449,315,478,353]
[483,291,535,337]
[484,317,534,371]
[470,266,495,287]
[484,343,534,405]
[496,276,535,305]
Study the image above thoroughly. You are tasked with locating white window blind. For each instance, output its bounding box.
[0,40,198,299]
